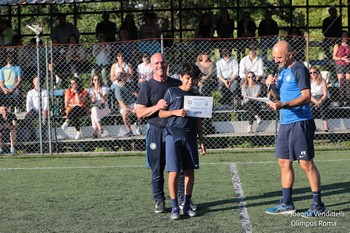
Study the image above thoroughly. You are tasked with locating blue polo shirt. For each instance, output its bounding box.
[278,61,313,124]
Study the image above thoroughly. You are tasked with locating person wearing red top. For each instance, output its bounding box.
[61,77,87,139]
[333,30,350,105]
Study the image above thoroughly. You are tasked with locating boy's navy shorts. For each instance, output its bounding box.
[275,119,315,161]
[165,134,199,172]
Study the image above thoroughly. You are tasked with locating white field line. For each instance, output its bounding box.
[0,158,349,171]
[230,163,253,233]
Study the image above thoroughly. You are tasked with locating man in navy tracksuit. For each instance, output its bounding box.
[136,53,197,213]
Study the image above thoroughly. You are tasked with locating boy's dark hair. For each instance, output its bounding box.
[179,62,201,79]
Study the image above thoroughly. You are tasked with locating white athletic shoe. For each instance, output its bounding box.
[75,131,82,140]
[61,121,68,131]
[135,123,142,136]
[255,115,262,125]
[247,125,253,133]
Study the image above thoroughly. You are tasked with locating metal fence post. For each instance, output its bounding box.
[36,36,43,155]
[45,42,52,154]
[161,34,164,54]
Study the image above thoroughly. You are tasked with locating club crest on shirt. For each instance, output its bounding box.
[150,142,157,150]
[286,75,291,82]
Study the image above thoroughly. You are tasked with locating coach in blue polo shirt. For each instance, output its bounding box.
[265,40,325,218]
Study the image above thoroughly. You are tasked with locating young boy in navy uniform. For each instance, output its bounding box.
[159,63,206,220]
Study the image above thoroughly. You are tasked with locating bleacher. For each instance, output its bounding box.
[1,35,349,154]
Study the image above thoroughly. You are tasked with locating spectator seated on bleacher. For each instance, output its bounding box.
[332,30,350,106]
[241,71,262,133]
[24,76,48,140]
[0,105,17,155]
[309,66,330,132]
[111,72,141,137]
[110,51,133,84]
[61,77,87,140]
[216,47,239,108]
[88,75,110,138]
[239,45,264,86]
[137,52,152,88]
[196,50,215,97]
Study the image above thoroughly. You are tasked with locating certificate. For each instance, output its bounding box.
[247,97,273,103]
[184,96,213,118]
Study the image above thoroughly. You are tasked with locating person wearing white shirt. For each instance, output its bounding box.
[88,75,110,138]
[110,52,133,83]
[216,47,239,106]
[26,76,48,118]
[24,76,48,140]
[137,52,153,88]
[239,46,264,82]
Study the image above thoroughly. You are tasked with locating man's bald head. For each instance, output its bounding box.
[272,40,295,68]
[151,52,165,63]
[273,40,292,54]
[150,53,169,82]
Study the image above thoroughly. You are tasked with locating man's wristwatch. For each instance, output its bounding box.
[282,102,289,109]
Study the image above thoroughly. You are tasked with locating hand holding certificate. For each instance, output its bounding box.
[246,96,273,103]
[184,96,213,118]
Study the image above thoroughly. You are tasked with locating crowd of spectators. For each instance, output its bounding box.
[0,7,346,149]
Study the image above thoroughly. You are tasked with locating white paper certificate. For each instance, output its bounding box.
[184,96,213,118]
[247,97,273,103]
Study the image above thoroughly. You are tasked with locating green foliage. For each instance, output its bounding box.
[4,0,348,43]
[15,150,26,154]
[93,147,109,152]
[230,112,238,121]
[233,141,253,148]
[211,90,222,106]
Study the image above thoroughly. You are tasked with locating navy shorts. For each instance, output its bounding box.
[275,119,315,161]
[165,134,199,172]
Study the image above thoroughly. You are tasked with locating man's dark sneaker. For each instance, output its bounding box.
[154,201,165,213]
[302,201,325,218]
[124,131,134,137]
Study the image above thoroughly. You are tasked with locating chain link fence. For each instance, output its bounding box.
[0,35,347,155]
